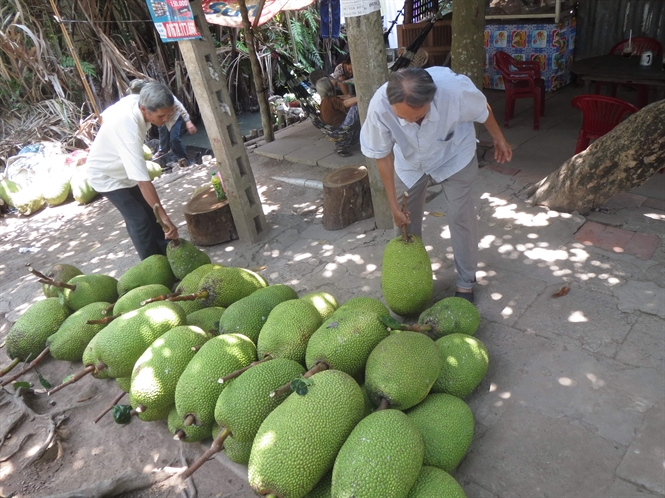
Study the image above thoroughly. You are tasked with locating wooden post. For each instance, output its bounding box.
[178,1,268,244]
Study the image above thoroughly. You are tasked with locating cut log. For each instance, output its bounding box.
[322,165,374,230]
[184,186,238,246]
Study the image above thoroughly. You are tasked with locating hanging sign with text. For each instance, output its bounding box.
[340,0,380,18]
[147,0,201,42]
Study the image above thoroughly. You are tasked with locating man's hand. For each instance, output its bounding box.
[392,207,410,228]
[493,137,513,163]
[162,216,179,240]
[185,121,197,135]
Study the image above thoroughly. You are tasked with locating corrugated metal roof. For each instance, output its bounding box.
[576,0,665,59]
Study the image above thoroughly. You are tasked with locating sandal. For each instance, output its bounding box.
[454,290,475,303]
[336,149,352,157]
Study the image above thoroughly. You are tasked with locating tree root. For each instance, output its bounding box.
[21,413,68,470]
[0,432,33,462]
[41,467,186,498]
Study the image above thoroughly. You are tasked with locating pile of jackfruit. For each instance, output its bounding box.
[2,237,490,498]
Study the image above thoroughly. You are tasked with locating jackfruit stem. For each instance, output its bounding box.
[376,398,390,411]
[0,347,50,387]
[218,357,272,384]
[140,291,182,306]
[399,193,412,242]
[87,314,121,325]
[183,414,196,426]
[48,364,97,395]
[37,277,77,291]
[93,390,127,424]
[0,358,20,377]
[168,291,209,303]
[182,427,231,479]
[173,429,186,440]
[153,204,180,247]
[102,302,115,315]
[270,362,329,398]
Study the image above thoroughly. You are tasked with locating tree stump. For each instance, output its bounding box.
[184,186,238,246]
[322,165,374,230]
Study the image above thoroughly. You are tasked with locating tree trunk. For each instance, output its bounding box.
[237,0,274,143]
[526,100,665,214]
[450,0,486,89]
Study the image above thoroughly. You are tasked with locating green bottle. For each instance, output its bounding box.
[211,171,226,201]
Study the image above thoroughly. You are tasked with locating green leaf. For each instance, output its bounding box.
[36,371,51,389]
[290,378,309,396]
[12,381,31,390]
[380,315,404,330]
[112,404,133,425]
[62,374,75,384]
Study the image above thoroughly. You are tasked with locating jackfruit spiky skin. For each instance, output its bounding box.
[248,370,365,498]
[431,333,489,398]
[46,301,110,361]
[62,274,118,311]
[196,267,268,308]
[81,333,106,378]
[116,376,132,393]
[305,309,389,378]
[186,307,225,333]
[365,331,443,410]
[175,263,222,294]
[175,333,256,430]
[223,435,253,465]
[89,301,186,378]
[300,292,338,321]
[381,234,433,316]
[337,296,390,317]
[406,467,467,498]
[331,409,424,498]
[167,406,212,443]
[406,393,474,473]
[130,325,212,421]
[417,297,481,338]
[117,254,175,296]
[42,264,83,298]
[256,299,323,364]
[6,298,71,361]
[214,358,305,441]
[304,473,332,498]
[218,285,297,343]
[113,284,172,316]
[166,239,212,280]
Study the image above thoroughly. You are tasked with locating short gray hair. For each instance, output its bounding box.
[127,79,147,95]
[316,77,336,99]
[386,68,437,107]
[138,82,174,111]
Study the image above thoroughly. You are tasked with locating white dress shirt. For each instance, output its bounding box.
[86,94,151,193]
[360,67,489,189]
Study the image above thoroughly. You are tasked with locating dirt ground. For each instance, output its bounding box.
[0,152,335,498]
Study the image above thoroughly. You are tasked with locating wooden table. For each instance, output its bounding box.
[571,54,665,107]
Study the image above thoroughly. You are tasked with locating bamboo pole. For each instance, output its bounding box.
[47,0,101,121]
[284,11,299,63]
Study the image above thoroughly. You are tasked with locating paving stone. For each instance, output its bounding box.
[254,137,313,160]
[284,140,334,166]
[575,221,660,260]
[642,197,665,212]
[613,280,665,318]
[616,399,665,495]
[616,313,665,372]
[601,192,647,210]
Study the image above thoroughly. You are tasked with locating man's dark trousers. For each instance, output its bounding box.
[103,186,168,260]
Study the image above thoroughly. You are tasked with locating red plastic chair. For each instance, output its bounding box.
[571,95,638,154]
[595,37,664,108]
[495,51,546,130]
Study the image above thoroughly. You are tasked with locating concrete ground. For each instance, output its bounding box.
[0,83,663,497]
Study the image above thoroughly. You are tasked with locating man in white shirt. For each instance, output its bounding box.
[361,67,512,303]
[87,82,179,260]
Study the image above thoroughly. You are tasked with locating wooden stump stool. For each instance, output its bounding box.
[184,186,238,246]
[322,165,374,230]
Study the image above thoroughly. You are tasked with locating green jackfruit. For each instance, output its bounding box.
[195,266,268,308]
[186,307,225,333]
[300,291,338,321]
[381,233,433,316]
[6,298,71,362]
[112,283,172,316]
[70,166,98,204]
[218,284,297,343]
[256,299,323,364]
[146,160,162,179]
[248,370,365,498]
[143,144,153,160]
[42,263,83,298]
[168,406,212,442]
[62,274,118,311]
[46,301,110,361]
[418,297,481,338]
[166,238,211,280]
[305,473,332,498]
[305,308,389,378]
[222,434,253,465]
[331,409,424,498]
[406,393,474,473]
[12,188,45,216]
[338,296,390,317]
[0,177,19,207]
[117,254,175,296]
[130,325,212,421]
[116,376,132,393]
[175,333,256,434]
[432,333,489,398]
[365,331,443,410]
[406,467,467,498]
[43,174,72,206]
[174,263,222,315]
[214,358,305,442]
[88,301,186,378]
